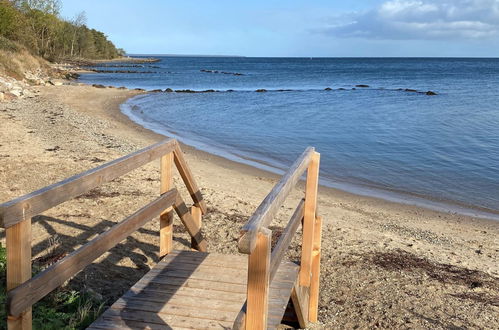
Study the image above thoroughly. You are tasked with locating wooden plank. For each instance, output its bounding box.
[291,281,310,329]
[0,139,176,228]
[124,287,246,304]
[300,151,320,286]
[98,308,234,329]
[269,199,304,282]
[165,250,247,265]
[7,189,178,317]
[146,262,248,278]
[173,194,208,252]
[88,317,194,330]
[245,229,271,329]
[156,254,247,269]
[238,147,314,254]
[190,205,202,251]
[173,145,207,214]
[112,298,240,321]
[87,317,189,330]
[6,218,32,330]
[308,216,322,322]
[160,152,174,257]
[136,276,247,294]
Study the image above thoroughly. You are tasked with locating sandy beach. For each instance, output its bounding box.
[0,84,498,329]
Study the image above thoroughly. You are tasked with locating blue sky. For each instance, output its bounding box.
[61,0,499,57]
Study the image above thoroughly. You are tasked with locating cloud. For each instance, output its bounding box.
[324,0,499,40]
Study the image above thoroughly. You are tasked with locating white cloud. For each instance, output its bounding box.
[325,0,499,40]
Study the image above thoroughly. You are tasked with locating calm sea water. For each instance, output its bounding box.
[79,57,499,218]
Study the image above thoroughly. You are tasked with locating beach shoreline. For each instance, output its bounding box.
[120,93,499,223]
[0,84,497,328]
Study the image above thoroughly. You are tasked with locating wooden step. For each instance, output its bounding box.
[88,250,299,329]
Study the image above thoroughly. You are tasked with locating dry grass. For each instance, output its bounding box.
[0,39,50,80]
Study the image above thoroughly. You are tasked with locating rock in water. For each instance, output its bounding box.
[324,87,333,91]
[356,84,369,88]
[426,91,437,95]
[164,88,174,92]
[255,89,267,92]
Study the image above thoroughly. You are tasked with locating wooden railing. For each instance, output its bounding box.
[0,139,207,330]
[235,147,321,329]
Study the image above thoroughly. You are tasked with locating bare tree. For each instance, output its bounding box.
[70,11,86,57]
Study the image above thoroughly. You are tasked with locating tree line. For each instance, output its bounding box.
[0,0,125,60]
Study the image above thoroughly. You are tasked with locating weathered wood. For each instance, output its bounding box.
[7,189,178,317]
[291,281,310,329]
[173,145,207,214]
[173,194,208,252]
[0,139,177,228]
[160,152,174,257]
[269,199,304,282]
[245,229,271,329]
[308,216,323,322]
[6,218,32,330]
[238,147,314,254]
[96,308,235,329]
[90,250,298,330]
[190,205,202,251]
[300,151,320,286]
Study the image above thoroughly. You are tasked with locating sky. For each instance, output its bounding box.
[61,0,499,57]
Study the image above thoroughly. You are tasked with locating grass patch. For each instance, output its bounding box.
[0,244,104,329]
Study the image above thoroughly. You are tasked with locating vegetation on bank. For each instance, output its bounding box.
[0,0,124,61]
[0,244,104,329]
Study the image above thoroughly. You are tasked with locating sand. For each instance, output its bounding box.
[0,84,497,329]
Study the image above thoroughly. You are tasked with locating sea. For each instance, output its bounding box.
[78,56,499,220]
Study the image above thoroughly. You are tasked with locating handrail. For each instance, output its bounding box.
[238,147,314,254]
[2,139,208,329]
[236,147,321,329]
[0,139,177,228]
[269,199,305,281]
[7,189,178,317]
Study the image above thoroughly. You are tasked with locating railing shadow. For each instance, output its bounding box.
[116,250,210,329]
[30,214,192,306]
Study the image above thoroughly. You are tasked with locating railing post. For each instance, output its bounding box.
[160,152,174,257]
[6,218,32,330]
[190,205,202,251]
[308,216,322,322]
[245,228,271,330]
[300,152,320,286]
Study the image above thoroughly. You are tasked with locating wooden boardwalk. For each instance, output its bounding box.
[88,250,299,329]
[0,139,322,329]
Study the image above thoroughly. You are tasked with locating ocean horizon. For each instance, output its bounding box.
[78,56,499,220]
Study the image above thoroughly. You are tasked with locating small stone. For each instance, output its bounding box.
[356,84,369,88]
[0,92,4,101]
[426,91,437,95]
[164,88,174,92]
[10,89,22,97]
[255,89,267,92]
[324,87,333,91]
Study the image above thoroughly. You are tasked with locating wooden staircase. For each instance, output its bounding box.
[0,139,322,329]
